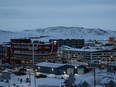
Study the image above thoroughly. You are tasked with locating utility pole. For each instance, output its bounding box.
[93,62,96,87]
[91,53,96,87]
[90,53,96,87]
[32,42,36,87]
[29,37,39,87]
[68,50,72,87]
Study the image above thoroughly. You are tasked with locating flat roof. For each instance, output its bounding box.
[36,62,66,68]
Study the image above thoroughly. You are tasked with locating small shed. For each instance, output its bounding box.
[75,65,87,75]
[36,62,75,75]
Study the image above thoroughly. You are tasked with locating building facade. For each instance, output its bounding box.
[49,39,84,48]
[36,62,89,75]
[0,45,3,64]
[63,49,116,67]
[36,62,75,75]
[0,44,11,64]
[11,38,58,65]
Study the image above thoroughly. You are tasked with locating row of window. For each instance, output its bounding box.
[21,58,55,64]
[21,60,32,64]
[14,50,51,55]
[63,52,115,60]
[13,55,56,60]
[0,53,7,56]
[13,45,51,49]
[64,52,113,56]
[0,48,7,51]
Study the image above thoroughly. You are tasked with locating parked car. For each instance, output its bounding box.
[15,71,26,75]
[35,74,47,78]
[19,68,26,72]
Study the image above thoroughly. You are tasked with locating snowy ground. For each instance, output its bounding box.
[0,68,116,87]
[0,71,66,87]
[75,69,116,87]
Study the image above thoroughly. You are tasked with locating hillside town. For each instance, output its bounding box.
[0,37,116,87]
[1,0,116,86]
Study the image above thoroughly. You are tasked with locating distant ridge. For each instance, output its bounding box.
[0,26,116,43]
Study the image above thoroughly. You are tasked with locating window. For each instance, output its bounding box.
[38,46,42,49]
[43,46,50,49]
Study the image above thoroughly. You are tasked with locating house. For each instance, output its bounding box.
[80,81,90,87]
[0,72,11,80]
[76,65,88,75]
[105,80,116,87]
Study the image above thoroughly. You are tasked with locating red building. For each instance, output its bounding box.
[10,38,58,65]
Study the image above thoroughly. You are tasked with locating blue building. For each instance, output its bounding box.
[36,62,75,75]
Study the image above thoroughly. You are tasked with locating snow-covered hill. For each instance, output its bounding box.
[0,26,116,43]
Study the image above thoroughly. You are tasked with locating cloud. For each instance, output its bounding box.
[0,4,116,19]
[0,0,116,31]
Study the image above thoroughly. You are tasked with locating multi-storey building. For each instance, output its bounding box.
[0,43,11,64]
[63,48,116,61]
[0,45,3,64]
[49,39,84,48]
[10,38,58,65]
[61,45,116,67]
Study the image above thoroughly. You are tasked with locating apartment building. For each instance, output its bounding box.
[63,49,116,61]
[63,48,116,71]
[49,39,84,48]
[10,38,58,65]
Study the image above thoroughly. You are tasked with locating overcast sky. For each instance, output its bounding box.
[0,0,116,31]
